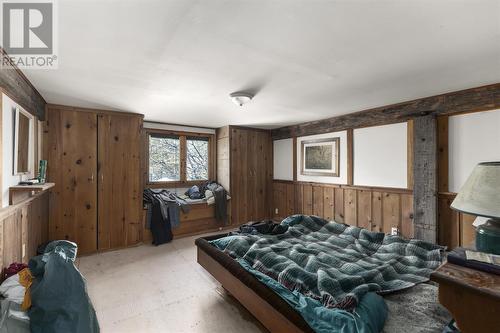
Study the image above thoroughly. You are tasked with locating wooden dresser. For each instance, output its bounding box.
[430,262,500,333]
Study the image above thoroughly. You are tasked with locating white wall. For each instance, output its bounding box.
[449,109,500,193]
[353,122,407,188]
[297,131,348,184]
[273,138,293,181]
[2,93,35,207]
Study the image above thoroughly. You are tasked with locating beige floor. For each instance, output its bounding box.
[77,234,267,333]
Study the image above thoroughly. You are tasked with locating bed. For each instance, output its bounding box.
[195,215,450,333]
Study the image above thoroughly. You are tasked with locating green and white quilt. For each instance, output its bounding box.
[216,215,443,311]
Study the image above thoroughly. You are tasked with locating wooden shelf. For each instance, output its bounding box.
[9,182,54,205]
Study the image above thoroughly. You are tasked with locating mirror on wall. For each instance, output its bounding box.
[13,107,33,175]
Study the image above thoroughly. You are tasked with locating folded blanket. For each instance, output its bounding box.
[217,215,443,311]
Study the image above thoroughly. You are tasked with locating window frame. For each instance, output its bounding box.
[145,129,215,188]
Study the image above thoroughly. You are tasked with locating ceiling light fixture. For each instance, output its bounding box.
[230,92,254,107]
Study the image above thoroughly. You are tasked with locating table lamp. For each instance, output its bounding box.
[451,162,500,254]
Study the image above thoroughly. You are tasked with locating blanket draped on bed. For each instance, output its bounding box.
[217,215,443,311]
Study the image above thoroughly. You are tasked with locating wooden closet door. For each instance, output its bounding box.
[230,127,249,225]
[45,108,98,254]
[97,114,142,250]
[253,131,272,221]
[229,127,272,225]
[248,130,258,221]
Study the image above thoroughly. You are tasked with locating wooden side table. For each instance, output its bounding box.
[431,262,500,333]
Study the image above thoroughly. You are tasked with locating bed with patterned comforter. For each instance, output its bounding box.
[211,215,444,311]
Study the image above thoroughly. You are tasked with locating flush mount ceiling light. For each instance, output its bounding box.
[230,92,254,106]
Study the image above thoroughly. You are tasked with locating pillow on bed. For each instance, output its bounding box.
[210,235,240,250]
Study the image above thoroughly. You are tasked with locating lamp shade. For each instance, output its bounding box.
[451,162,500,218]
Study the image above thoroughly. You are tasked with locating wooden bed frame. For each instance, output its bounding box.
[196,236,312,333]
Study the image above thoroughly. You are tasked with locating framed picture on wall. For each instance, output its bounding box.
[301,137,340,177]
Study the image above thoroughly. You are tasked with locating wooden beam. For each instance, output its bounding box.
[272,83,500,139]
[413,115,438,243]
[0,48,46,118]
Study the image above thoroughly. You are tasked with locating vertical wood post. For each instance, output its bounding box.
[413,114,438,243]
[346,129,354,185]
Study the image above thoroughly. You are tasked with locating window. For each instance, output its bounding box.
[147,131,213,185]
[186,137,209,181]
[149,134,180,182]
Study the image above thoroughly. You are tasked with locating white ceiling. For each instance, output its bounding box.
[24,0,500,129]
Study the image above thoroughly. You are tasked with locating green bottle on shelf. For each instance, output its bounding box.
[38,160,47,184]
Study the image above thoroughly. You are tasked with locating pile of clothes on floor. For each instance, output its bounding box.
[143,181,228,246]
[143,188,191,245]
[0,241,99,333]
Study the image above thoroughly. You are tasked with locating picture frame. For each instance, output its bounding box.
[300,137,340,177]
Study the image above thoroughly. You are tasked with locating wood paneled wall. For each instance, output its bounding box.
[271,84,500,248]
[273,181,414,239]
[438,192,476,249]
[0,192,49,273]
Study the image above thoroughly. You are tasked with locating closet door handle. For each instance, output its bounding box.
[89,173,94,183]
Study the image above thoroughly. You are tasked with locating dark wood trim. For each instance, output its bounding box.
[437,115,449,193]
[273,179,413,195]
[292,137,297,181]
[273,179,296,185]
[272,83,500,139]
[180,136,187,182]
[0,48,46,118]
[407,120,414,189]
[346,129,353,185]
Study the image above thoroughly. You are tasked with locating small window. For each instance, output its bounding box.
[147,131,213,185]
[186,137,209,181]
[148,134,180,182]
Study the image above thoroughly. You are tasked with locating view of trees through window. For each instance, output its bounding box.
[149,135,180,182]
[187,138,209,180]
[148,133,210,183]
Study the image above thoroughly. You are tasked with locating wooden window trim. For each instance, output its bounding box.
[145,129,215,188]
